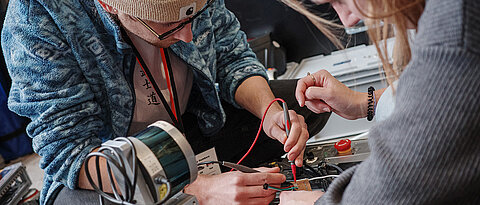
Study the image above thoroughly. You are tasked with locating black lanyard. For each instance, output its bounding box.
[122,30,185,133]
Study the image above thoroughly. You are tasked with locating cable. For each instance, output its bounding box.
[198,161,259,173]
[233,98,287,171]
[85,152,134,205]
[306,175,340,181]
[85,137,172,205]
[266,185,297,191]
[303,164,322,177]
[326,163,344,173]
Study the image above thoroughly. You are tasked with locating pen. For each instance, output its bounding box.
[282,102,297,183]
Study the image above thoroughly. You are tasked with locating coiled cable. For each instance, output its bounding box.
[85,137,171,205]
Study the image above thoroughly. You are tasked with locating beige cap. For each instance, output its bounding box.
[102,0,208,22]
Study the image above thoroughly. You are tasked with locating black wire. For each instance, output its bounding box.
[85,138,141,205]
[98,146,126,201]
[326,163,344,173]
[197,161,221,166]
[303,164,322,177]
[95,155,104,205]
[85,152,133,204]
[197,161,259,173]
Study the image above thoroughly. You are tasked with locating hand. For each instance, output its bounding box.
[263,108,309,167]
[295,70,367,120]
[279,190,324,205]
[184,167,286,205]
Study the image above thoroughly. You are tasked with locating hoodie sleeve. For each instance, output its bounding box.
[1,0,109,192]
[210,0,268,108]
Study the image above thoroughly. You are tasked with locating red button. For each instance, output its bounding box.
[334,139,351,152]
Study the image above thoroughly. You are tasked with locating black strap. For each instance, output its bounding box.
[121,29,184,133]
[367,86,375,121]
[163,50,185,133]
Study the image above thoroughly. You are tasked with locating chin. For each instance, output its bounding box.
[149,39,179,48]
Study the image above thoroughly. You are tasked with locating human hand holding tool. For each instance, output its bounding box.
[262,99,308,167]
[235,98,308,169]
[185,166,286,205]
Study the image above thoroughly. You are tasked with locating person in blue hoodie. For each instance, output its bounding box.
[1,0,318,204]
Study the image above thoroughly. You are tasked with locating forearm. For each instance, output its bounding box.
[78,147,121,194]
[234,76,282,119]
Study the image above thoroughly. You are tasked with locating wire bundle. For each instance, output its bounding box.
[85,137,171,205]
[264,184,297,191]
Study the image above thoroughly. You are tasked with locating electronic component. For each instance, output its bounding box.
[262,138,370,192]
[292,179,312,191]
[0,163,32,205]
[334,139,352,156]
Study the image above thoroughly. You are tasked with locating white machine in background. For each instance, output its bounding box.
[280,38,394,143]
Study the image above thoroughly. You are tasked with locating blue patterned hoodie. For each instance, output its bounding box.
[1,0,267,203]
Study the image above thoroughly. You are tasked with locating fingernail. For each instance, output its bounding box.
[323,108,330,112]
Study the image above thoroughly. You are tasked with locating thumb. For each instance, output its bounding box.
[305,86,330,102]
[254,167,280,173]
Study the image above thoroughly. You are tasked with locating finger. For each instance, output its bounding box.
[305,100,331,114]
[283,111,302,153]
[247,194,276,205]
[235,186,277,201]
[279,190,294,200]
[295,77,312,107]
[295,149,305,167]
[305,86,331,102]
[254,167,280,173]
[279,191,297,205]
[269,122,288,144]
[237,172,286,186]
[280,190,325,205]
[287,124,308,162]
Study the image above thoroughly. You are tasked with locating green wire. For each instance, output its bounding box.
[267,186,297,191]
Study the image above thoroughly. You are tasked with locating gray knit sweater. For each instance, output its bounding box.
[316,0,480,204]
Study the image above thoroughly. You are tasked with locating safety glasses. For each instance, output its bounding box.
[135,0,215,40]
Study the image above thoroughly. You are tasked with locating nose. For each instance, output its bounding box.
[331,2,361,27]
[172,23,193,43]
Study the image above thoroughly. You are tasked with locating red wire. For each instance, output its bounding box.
[291,163,297,182]
[159,48,177,120]
[19,189,39,203]
[231,98,286,171]
[269,185,295,189]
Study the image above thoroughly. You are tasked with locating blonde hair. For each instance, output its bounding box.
[282,0,425,85]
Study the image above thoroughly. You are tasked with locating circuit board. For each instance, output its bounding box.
[264,139,370,192]
[292,179,312,191]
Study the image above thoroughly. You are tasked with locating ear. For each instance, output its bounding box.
[98,0,118,14]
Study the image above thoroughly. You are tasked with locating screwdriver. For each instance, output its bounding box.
[282,102,297,183]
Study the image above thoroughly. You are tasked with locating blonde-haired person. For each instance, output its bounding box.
[280,0,480,204]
